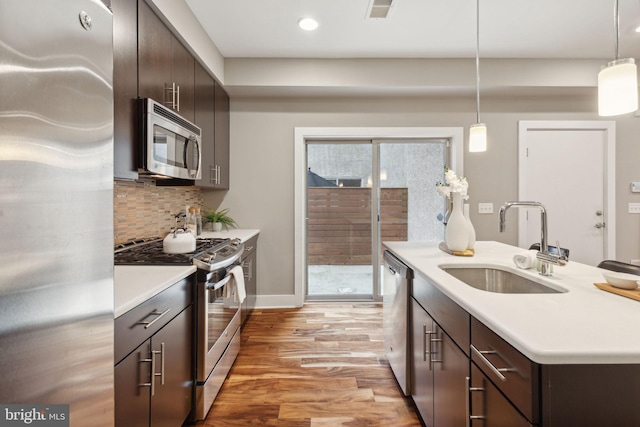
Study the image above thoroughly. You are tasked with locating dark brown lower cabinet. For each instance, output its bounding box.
[470,362,532,427]
[411,298,468,426]
[411,298,435,426]
[115,306,193,427]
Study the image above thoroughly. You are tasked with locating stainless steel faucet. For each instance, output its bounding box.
[498,201,567,276]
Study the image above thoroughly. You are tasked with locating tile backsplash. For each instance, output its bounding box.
[114,180,204,244]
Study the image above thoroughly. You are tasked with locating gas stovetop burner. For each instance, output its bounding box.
[114,237,243,271]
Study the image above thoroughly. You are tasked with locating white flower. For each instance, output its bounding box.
[436,168,469,199]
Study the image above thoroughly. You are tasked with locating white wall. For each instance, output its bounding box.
[148,5,640,304]
[202,94,640,304]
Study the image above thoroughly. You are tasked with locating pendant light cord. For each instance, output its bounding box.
[614,0,619,61]
[475,0,481,124]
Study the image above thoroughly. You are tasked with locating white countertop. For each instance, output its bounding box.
[198,228,260,242]
[384,241,640,365]
[114,229,260,318]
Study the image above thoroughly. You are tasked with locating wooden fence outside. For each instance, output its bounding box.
[307,187,408,265]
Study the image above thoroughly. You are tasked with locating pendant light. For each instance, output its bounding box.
[469,0,487,152]
[598,0,638,116]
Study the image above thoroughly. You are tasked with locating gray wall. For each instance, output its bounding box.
[203,94,640,299]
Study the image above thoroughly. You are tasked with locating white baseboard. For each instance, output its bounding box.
[254,294,302,309]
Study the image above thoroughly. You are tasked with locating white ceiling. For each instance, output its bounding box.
[185,0,640,60]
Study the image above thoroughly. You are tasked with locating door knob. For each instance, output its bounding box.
[595,222,606,229]
[596,210,603,216]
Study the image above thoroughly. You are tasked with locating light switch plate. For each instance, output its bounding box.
[628,203,640,214]
[632,182,640,193]
[478,203,493,214]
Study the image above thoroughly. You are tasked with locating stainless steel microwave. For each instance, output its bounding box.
[140,98,202,180]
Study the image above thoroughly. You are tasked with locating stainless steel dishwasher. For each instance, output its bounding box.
[382,250,413,396]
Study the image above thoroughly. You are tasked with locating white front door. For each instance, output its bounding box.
[518,121,616,266]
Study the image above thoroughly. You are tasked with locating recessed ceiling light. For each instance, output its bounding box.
[298,17,319,31]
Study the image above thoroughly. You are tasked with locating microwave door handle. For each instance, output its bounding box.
[184,137,199,176]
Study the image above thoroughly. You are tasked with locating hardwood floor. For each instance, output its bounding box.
[196,303,422,426]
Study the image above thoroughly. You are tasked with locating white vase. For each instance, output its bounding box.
[463,203,476,250]
[212,222,223,232]
[445,193,468,252]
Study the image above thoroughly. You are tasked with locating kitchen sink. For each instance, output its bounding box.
[440,266,566,294]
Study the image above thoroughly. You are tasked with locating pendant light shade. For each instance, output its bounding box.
[469,123,487,152]
[469,0,487,152]
[598,0,638,116]
[598,58,638,116]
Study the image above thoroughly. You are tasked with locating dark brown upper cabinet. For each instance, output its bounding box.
[113,0,229,186]
[138,0,194,122]
[194,61,229,190]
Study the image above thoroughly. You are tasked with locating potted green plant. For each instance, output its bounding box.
[204,208,238,232]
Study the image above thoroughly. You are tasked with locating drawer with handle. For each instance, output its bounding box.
[115,276,193,363]
[471,317,540,424]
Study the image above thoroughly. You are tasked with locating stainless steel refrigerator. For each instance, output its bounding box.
[0,1,114,425]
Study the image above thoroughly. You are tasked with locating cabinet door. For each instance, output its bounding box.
[213,81,230,189]
[471,363,532,427]
[138,0,172,106]
[194,61,216,188]
[115,341,151,427]
[112,0,139,180]
[411,299,435,427]
[171,39,195,122]
[433,326,469,426]
[150,306,193,427]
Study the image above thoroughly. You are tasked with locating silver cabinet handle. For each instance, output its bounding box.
[137,308,171,329]
[153,343,165,386]
[242,259,253,281]
[465,376,486,427]
[147,343,166,396]
[138,350,153,390]
[471,344,517,381]
[209,165,216,184]
[215,164,221,185]
[150,348,157,396]
[176,85,180,111]
[164,82,177,110]
[423,324,431,363]
[429,325,443,369]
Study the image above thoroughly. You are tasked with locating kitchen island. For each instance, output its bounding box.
[384,240,640,427]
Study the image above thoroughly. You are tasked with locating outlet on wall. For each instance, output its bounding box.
[628,203,640,214]
[478,203,493,214]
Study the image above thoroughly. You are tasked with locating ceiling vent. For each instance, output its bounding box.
[367,0,395,19]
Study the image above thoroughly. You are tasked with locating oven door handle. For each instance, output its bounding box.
[206,274,232,291]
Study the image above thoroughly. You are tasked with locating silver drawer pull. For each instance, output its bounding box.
[471,344,517,381]
[137,308,171,329]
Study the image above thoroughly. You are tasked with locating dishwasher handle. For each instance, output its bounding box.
[383,250,413,279]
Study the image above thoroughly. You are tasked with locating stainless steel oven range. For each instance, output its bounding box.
[114,236,244,420]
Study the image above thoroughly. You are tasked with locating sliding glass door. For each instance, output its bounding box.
[306,142,374,299]
[305,139,448,301]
